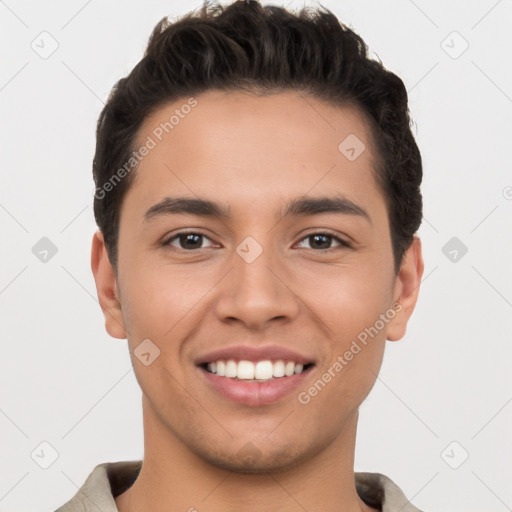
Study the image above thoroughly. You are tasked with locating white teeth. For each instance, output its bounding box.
[255,360,273,380]
[237,360,255,379]
[285,361,295,376]
[273,360,285,377]
[205,359,309,380]
[225,360,237,378]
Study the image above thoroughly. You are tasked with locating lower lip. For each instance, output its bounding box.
[198,365,314,406]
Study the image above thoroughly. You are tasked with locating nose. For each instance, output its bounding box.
[213,242,300,330]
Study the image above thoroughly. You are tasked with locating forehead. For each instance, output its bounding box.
[135,89,375,154]
[123,89,383,221]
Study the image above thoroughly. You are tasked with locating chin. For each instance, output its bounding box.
[196,441,311,474]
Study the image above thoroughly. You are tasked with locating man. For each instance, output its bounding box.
[56,0,425,510]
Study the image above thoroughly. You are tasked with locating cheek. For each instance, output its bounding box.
[300,265,392,399]
[300,261,394,332]
[329,291,392,346]
[119,261,208,340]
[296,305,387,429]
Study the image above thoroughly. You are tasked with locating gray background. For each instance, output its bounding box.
[1,0,511,511]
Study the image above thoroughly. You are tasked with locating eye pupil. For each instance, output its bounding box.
[310,234,331,249]
[180,233,202,249]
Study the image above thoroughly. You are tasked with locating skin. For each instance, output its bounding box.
[91,89,424,512]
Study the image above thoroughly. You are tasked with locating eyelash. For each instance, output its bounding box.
[162,230,351,252]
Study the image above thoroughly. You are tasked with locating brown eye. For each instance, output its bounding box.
[297,232,350,251]
[164,232,215,251]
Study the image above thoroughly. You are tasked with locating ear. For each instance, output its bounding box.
[386,235,424,342]
[91,230,127,339]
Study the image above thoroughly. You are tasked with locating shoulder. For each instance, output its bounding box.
[54,460,142,512]
[355,472,425,512]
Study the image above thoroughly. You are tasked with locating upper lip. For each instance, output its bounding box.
[194,345,315,366]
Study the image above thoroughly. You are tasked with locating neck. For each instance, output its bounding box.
[115,397,375,512]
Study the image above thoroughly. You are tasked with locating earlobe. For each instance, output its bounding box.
[386,236,424,342]
[90,230,127,339]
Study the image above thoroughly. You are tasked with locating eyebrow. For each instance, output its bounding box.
[143,195,371,224]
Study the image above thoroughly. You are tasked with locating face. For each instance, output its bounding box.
[92,89,423,473]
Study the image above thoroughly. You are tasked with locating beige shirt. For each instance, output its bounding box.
[55,460,423,512]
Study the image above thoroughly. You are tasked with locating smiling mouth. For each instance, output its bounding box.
[199,359,315,382]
